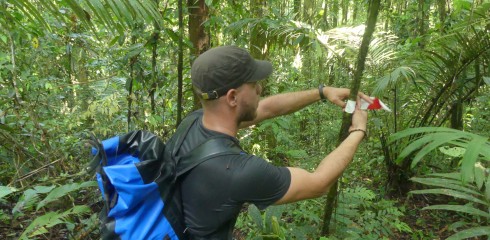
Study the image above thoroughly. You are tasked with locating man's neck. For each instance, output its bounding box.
[202,111,239,137]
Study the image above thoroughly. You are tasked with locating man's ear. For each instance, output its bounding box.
[225,89,238,107]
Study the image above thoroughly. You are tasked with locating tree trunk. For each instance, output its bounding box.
[322,0,330,30]
[177,0,184,126]
[331,0,339,28]
[321,0,381,235]
[150,0,160,117]
[417,0,428,48]
[341,0,348,25]
[294,0,302,20]
[384,0,391,31]
[188,0,210,110]
[437,0,447,32]
[352,0,358,23]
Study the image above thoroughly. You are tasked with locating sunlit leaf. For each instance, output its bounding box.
[439,146,466,157]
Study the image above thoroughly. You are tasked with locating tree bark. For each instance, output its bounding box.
[188,0,210,111]
[341,0,348,25]
[321,0,381,235]
[331,0,339,28]
[177,0,184,126]
[294,0,302,20]
[322,0,330,30]
[437,0,447,32]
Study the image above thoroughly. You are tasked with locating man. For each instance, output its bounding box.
[177,46,368,239]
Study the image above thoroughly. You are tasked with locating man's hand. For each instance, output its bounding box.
[323,86,372,108]
[349,107,368,133]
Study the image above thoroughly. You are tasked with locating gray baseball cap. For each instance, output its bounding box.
[191,46,273,100]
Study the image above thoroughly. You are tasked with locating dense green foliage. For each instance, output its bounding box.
[0,0,489,239]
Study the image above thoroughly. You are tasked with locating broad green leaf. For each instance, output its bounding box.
[86,0,118,33]
[411,177,479,195]
[18,211,60,240]
[411,133,463,168]
[64,0,94,30]
[474,163,486,190]
[28,226,48,238]
[428,172,462,180]
[446,226,490,240]
[13,186,55,214]
[483,76,490,86]
[410,188,486,205]
[397,134,439,160]
[389,127,459,143]
[34,185,56,194]
[423,204,490,218]
[248,204,263,231]
[486,175,490,201]
[0,186,17,199]
[286,149,308,159]
[37,181,97,210]
[123,44,144,61]
[19,205,91,240]
[271,216,285,238]
[439,146,466,157]
[461,137,487,183]
[10,0,51,31]
[65,205,91,215]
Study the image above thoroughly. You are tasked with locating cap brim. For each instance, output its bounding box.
[247,59,273,83]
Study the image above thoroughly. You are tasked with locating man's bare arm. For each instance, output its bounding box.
[274,108,368,204]
[239,87,371,128]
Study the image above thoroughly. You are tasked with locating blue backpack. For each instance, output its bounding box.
[89,112,242,239]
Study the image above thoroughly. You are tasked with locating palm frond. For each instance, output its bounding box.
[390,127,489,182]
[7,0,163,36]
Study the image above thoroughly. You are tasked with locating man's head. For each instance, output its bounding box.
[191,46,273,100]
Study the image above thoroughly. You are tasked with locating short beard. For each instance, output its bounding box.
[237,105,257,123]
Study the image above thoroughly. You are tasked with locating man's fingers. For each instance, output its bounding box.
[332,98,346,108]
[358,92,373,104]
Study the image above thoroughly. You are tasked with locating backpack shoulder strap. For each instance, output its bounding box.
[169,111,202,156]
[176,136,243,177]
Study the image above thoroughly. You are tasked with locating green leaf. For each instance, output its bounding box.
[439,146,466,157]
[248,204,263,231]
[19,211,60,240]
[461,137,487,183]
[423,204,490,218]
[446,226,490,240]
[411,133,463,168]
[410,188,486,205]
[474,163,485,190]
[389,127,459,143]
[483,76,490,86]
[13,186,55,215]
[34,185,57,194]
[36,181,97,210]
[19,205,91,240]
[410,177,479,195]
[0,186,17,199]
[286,149,308,159]
[0,123,14,132]
[124,43,144,61]
[486,175,490,201]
